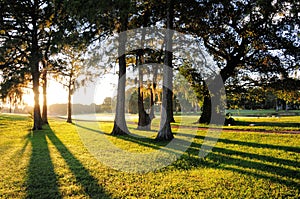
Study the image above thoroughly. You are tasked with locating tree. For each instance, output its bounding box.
[41,56,50,124]
[111,0,132,135]
[52,45,87,123]
[0,61,31,113]
[100,97,113,113]
[1,0,43,129]
[136,10,152,130]
[268,77,300,110]
[156,0,175,141]
[177,0,300,123]
[136,55,151,130]
[0,80,24,113]
[0,0,85,129]
[174,67,201,112]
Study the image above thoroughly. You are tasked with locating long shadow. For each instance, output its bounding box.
[193,135,300,153]
[75,121,300,189]
[75,122,201,163]
[208,146,299,168]
[46,127,110,198]
[75,122,109,135]
[187,144,300,179]
[234,120,300,128]
[101,127,300,189]
[75,122,177,154]
[75,122,170,149]
[184,137,300,189]
[179,133,300,153]
[25,125,111,198]
[25,130,61,198]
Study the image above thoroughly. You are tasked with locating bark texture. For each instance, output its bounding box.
[156,0,174,141]
[42,68,48,124]
[31,10,43,130]
[111,14,129,135]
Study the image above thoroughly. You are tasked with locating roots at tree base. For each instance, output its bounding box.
[111,121,129,135]
[138,110,151,131]
[155,123,174,141]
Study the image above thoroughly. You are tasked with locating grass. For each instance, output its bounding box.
[227,109,300,116]
[0,113,300,198]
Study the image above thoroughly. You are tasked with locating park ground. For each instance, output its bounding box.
[0,111,300,198]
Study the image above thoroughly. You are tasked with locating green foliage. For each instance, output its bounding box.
[178,0,299,83]
[0,0,92,129]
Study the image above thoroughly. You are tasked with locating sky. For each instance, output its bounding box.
[22,73,118,107]
[73,73,118,105]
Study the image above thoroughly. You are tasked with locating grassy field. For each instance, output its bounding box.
[0,113,300,198]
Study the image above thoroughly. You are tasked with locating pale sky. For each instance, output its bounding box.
[22,73,118,106]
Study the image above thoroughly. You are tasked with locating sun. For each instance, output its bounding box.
[22,79,68,107]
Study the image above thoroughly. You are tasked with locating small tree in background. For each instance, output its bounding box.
[52,45,88,123]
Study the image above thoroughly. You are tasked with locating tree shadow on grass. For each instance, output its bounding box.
[25,130,61,198]
[183,135,300,189]
[234,120,300,128]
[75,122,174,151]
[25,126,111,198]
[74,121,300,190]
[96,127,300,189]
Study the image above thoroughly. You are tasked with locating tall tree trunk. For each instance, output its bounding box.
[149,87,155,120]
[137,55,151,130]
[31,7,43,130]
[156,0,174,141]
[198,58,237,124]
[9,96,12,113]
[156,64,174,140]
[111,13,129,135]
[136,8,152,130]
[166,0,175,124]
[198,94,211,124]
[198,76,226,125]
[32,70,43,130]
[66,84,72,123]
[150,44,164,120]
[41,67,48,124]
[168,89,175,123]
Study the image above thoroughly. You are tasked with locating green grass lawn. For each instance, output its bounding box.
[0,113,300,198]
[227,109,300,117]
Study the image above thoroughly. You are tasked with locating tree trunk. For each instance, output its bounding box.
[198,76,226,125]
[198,57,237,124]
[198,94,211,124]
[166,0,175,124]
[111,49,129,134]
[149,58,159,120]
[156,77,174,140]
[156,0,174,141]
[66,85,72,123]
[111,14,129,135]
[168,90,175,123]
[31,10,43,130]
[149,87,155,120]
[41,68,48,124]
[137,11,152,130]
[32,65,43,130]
[9,96,12,113]
[137,61,151,130]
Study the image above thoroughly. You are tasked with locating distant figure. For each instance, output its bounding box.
[225,112,235,126]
